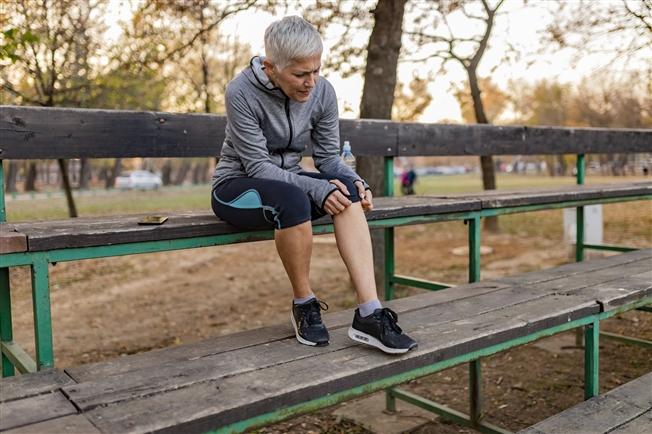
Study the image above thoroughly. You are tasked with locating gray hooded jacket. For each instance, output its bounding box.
[212,57,366,208]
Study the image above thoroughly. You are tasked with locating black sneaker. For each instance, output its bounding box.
[348,308,417,354]
[291,299,330,346]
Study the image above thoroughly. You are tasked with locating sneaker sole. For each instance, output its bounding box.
[348,327,415,354]
[291,311,328,347]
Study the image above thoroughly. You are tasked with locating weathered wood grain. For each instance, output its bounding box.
[0,391,77,431]
[518,372,652,434]
[0,225,27,254]
[83,294,600,433]
[609,410,652,434]
[397,122,652,156]
[2,106,650,159]
[426,183,652,208]
[13,197,480,251]
[65,280,509,383]
[68,282,607,413]
[2,415,100,434]
[0,369,76,403]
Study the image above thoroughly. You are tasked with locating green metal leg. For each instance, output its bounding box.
[576,206,585,263]
[468,217,483,425]
[384,227,395,301]
[584,321,599,399]
[386,387,396,412]
[0,268,15,377]
[468,217,481,283]
[31,258,54,370]
[470,359,483,426]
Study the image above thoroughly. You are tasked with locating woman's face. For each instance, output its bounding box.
[264,54,322,102]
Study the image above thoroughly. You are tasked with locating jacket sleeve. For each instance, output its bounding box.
[311,80,370,190]
[225,84,338,207]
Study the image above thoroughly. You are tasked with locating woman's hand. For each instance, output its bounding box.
[324,179,351,215]
[355,181,373,212]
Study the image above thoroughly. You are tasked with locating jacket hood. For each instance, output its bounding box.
[244,56,286,99]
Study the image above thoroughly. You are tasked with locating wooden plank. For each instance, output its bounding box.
[64,274,611,412]
[64,251,650,406]
[609,410,652,434]
[0,106,225,159]
[396,122,652,156]
[0,226,27,254]
[0,369,76,403]
[425,183,652,208]
[518,372,652,434]
[65,280,510,382]
[64,281,522,409]
[0,391,77,431]
[14,197,480,251]
[3,415,100,434]
[82,294,601,433]
[2,106,650,159]
[569,272,652,312]
[521,256,652,295]
[496,249,652,286]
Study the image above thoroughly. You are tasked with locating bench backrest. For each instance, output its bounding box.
[1,105,650,159]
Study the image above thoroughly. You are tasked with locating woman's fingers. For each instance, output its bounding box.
[325,190,351,215]
[329,179,350,196]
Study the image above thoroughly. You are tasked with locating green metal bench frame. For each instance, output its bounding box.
[0,107,650,433]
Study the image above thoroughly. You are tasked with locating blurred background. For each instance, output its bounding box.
[1,0,650,221]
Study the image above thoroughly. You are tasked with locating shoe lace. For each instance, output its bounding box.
[379,308,402,334]
[301,299,328,326]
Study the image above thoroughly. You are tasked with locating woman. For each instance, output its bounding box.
[211,16,416,354]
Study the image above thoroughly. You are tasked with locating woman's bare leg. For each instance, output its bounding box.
[274,220,313,299]
[332,202,378,304]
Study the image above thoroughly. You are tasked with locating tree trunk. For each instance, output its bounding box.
[358,0,406,297]
[174,160,191,185]
[24,162,38,192]
[58,159,78,217]
[79,158,91,189]
[5,161,19,193]
[106,158,122,189]
[162,160,173,186]
[467,68,499,232]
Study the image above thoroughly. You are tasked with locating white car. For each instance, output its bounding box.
[115,170,163,190]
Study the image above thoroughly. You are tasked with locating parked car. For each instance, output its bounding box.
[115,170,163,190]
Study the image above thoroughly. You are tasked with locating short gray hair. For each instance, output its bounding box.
[264,16,323,70]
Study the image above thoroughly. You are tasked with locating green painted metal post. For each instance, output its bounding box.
[467,216,483,426]
[575,155,586,347]
[31,258,55,370]
[575,154,585,263]
[584,320,599,399]
[0,268,14,377]
[0,160,14,377]
[468,217,481,283]
[0,160,6,222]
[384,156,395,301]
[384,156,397,410]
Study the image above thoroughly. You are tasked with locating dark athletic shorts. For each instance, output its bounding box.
[211,172,362,230]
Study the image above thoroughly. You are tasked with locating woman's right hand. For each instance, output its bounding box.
[323,186,351,215]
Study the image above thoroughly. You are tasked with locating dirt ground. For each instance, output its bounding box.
[7,213,652,433]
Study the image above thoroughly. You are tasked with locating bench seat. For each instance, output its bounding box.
[2,249,650,433]
[518,371,652,434]
[3,183,650,254]
[426,181,652,208]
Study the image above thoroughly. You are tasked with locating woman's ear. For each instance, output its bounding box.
[262,58,275,71]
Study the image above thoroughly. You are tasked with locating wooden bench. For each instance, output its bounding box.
[518,371,652,434]
[1,105,651,432]
[1,249,650,433]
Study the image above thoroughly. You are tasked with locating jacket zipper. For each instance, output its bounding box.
[284,97,293,149]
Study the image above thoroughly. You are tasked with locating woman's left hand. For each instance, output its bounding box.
[355,181,373,212]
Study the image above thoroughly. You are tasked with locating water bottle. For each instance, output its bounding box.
[341,140,356,171]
